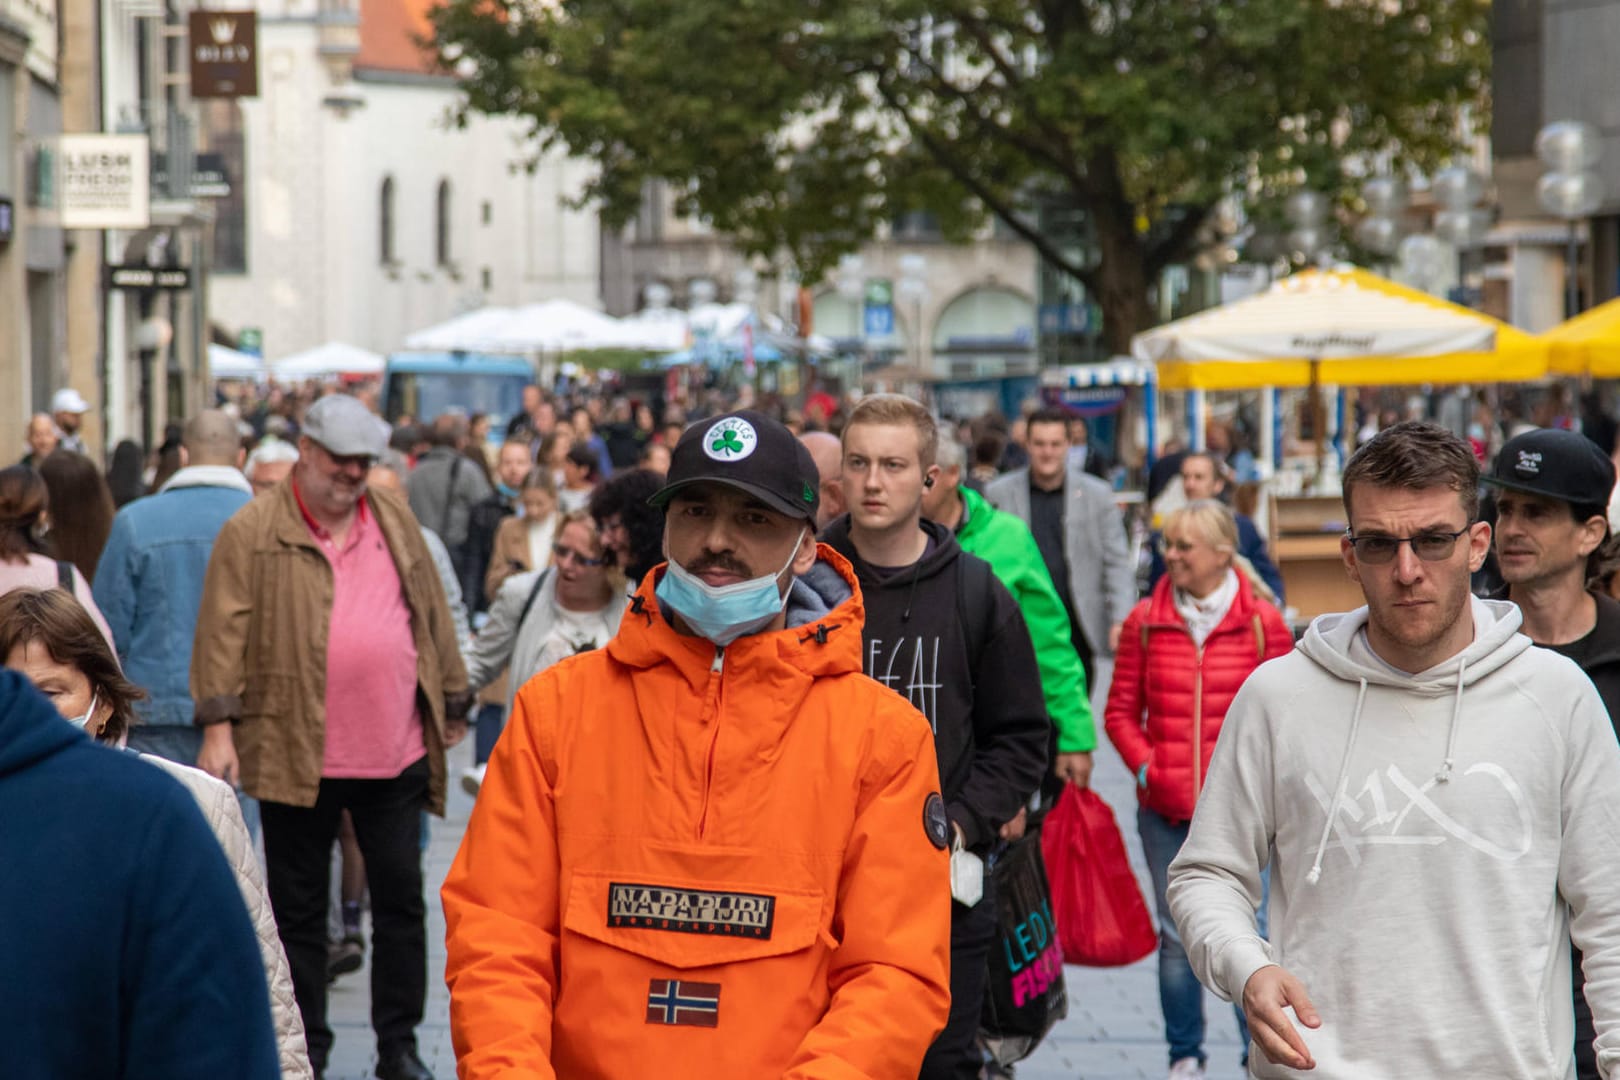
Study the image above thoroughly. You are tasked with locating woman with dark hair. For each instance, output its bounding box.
[0,587,312,1079]
[149,422,185,494]
[107,439,147,508]
[0,464,112,646]
[38,450,116,583]
[558,443,601,513]
[588,467,669,588]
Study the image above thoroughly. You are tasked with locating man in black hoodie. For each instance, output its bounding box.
[820,393,1049,1080]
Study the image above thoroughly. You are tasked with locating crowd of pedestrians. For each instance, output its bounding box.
[7,375,1620,1080]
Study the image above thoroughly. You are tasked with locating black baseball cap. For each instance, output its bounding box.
[1484,427,1616,507]
[648,410,820,522]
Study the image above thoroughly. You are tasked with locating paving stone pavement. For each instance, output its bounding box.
[317,708,1247,1080]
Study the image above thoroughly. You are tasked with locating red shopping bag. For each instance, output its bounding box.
[1041,784,1157,967]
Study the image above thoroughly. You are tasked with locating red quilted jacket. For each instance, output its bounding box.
[1104,575,1293,822]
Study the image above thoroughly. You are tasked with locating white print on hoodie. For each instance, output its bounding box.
[1168,596,1620,1079]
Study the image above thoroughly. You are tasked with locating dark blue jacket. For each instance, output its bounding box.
[1147,511,1286,605]
[0,670,278,1079]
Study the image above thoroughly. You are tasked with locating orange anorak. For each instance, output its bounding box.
[442,546,952,1078]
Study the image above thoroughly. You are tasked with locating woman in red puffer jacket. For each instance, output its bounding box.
[1104,499,1292,1079]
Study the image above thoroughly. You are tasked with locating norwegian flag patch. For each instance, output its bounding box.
[645,979,721,1028]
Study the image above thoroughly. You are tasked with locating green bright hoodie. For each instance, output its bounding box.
[954,485,1095,752]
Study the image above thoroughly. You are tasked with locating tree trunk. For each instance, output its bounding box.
[1093,207,1153,358]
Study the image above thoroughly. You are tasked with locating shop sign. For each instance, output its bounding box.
[108,265,191,290]
[55,135,150,229]
[189,11,258,98]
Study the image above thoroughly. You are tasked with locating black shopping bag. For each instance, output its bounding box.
[979,834,1067,1065]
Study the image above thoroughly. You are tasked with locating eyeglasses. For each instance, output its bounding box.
[315,444,375,472]
[1344,526,1471,564]
[552,542,604,567]
[1155,537,1206,556]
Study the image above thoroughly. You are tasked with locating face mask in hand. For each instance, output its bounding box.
[949,828,985,907]
[66,689,98,732]
[656,531,806,647]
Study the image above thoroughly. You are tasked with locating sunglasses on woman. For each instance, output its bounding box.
[552,542,604,568]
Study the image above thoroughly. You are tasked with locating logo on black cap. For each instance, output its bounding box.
[703,417,758,462]
[1514,450,1542,477]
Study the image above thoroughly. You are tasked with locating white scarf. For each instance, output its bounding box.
[1173,568,1240,648]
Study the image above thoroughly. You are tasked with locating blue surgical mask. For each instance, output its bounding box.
[496,481,520,501]
[66,690,98,732]
[656,532,806,647]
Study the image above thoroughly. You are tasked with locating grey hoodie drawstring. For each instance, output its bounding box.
[1436,661,1467,784]
[1307,677,1368,886]
[1306,659,1470,886]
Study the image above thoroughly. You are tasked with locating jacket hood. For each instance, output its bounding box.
[1297,595,1529,692]
[608,543,867,692]
[818,515,962,587]
[0,669,83,779]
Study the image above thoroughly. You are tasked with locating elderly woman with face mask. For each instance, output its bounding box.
[1104,500,1293,1080]
[0,587,313,1080]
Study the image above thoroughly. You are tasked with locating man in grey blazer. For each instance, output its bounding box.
[986,407,1136,726]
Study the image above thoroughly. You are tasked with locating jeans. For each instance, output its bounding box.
[126,724,260,838]
[919,871,999,1080]
[473,702,505,767]
[261,757,430,1071]
[1138,806,1268,1066]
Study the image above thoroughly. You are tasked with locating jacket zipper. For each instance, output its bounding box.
[1191,644,1204,807]
[697,647,725,838]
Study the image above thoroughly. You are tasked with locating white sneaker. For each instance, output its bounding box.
[460,764,487,797]
[1167,1058,1206,1080]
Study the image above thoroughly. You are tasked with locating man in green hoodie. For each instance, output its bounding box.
[924,434,1095,792]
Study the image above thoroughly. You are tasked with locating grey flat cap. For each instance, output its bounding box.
[302,394,388,459]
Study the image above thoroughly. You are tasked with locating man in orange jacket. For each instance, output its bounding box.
[442,410,953,1079]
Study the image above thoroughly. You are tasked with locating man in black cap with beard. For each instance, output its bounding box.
[1487,425,1620,1080]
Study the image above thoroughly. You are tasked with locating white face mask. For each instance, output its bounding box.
[66,689,98,732]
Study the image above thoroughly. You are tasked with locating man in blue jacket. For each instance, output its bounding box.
[93,410,254,772]
[0,669,278,1079]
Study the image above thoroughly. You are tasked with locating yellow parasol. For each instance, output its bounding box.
[1135,267,1548,391]
[1545,296,1620,376]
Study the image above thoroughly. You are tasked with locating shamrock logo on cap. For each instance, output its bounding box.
[702,417,758,463]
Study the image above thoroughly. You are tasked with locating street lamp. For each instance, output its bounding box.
[1285,190,1334,265]
[833,254,867,370]
[1432,164,1492,307]
[1354,177,1408,265]
[1536,120,1606,316]
[895,253,929,373]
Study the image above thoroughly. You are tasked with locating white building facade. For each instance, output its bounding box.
[209,0,601,363]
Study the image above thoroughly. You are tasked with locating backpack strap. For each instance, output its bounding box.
[954,552,995,683]
[516,568,554,631]
[1252,613,1264,662]
[440,454,465,539]
[56,560,74,592]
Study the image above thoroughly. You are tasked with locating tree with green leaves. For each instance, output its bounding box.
[430,0,1488,353]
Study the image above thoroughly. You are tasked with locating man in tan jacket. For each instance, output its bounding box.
[192,393,471,1080]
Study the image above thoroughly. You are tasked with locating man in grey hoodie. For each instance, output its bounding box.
[1168,421,1620,1078]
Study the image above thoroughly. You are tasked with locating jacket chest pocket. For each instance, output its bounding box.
[563,868,824,969]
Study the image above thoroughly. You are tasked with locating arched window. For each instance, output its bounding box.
[379,176,396,265]
[436,179,452,266]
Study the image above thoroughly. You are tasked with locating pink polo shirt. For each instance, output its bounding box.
[294,484,425,778]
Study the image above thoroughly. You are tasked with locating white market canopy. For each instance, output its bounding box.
[405,300,631,354]
[1130,267,1545,390]
[272,342,385,378]
[208,342,264,379]
[403,306,523,352]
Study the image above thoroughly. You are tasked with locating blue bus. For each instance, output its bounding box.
[382,352,533,436]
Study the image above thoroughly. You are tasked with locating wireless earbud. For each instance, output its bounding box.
[923,476,935,488]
